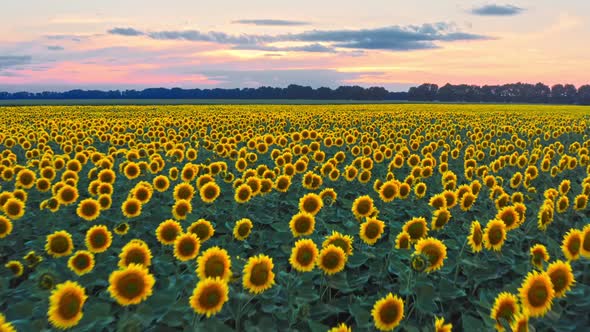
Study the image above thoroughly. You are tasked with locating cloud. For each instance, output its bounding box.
[470,4,524,16]
[232,19,309,26]
[0,56,32,69]
[47,45,65,51]
[108,27,145,36]
[106,22,489,52]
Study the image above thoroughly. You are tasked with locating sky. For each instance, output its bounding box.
[0,0,589,92]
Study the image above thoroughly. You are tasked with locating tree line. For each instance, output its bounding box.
[1,83,589,104]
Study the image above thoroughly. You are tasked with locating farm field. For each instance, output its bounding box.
[1,104,590,331]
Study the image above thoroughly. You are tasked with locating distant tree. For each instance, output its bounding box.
[578,85,590,105]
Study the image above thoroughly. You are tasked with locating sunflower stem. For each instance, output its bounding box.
[453,238,467,284]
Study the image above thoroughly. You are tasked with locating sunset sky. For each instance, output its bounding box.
[1,1,589,92]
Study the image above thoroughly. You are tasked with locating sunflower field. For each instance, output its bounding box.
[1,104,590,332]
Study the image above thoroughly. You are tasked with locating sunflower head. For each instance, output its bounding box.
[298,193,323,216]
[289,212,316,237]
[289,239,319,272]
[121,198,142,218]
[173,233,201,261]
[48,281,87,329]
[322,231,354,256]
[327,323,352,332]
[85,225,112,253]
[518,271,554,317]
[483,219,507,252]
[234,184,253,203]
[395,231,411,250]
[530,244,550,269]
[431,208,452,230]
[67,250,95,276]
[200,182,221,203]
[371,293,404,331]
[242,254,275,294]
[0,216,13,239]
[561,228,582,261]
[156,219,183,245]
[317,245,347,275]
[108,263,155,306]
[189,277,229,317]
[114,222,130,236]
[434,316,452,332]
[196,247,232,282]
[410,253,428,272]
[491,292,519,331]
[581,224,590,258]
[402,217,428,242]
[187,219,215,242]
[546,260,575,298]
[233,218,253,240]
[468,221,483,253]
[4,260,24,277]
[360,218,385,245]
[45,230,74,258]
[118,240,152,268]
[351,195,374,219]
[414,237,447,273]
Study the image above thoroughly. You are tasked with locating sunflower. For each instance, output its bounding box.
[328,323,352,332]
[561,228,582,260]
[298,193,323,216]
[155,219,182,245]
[67,250,95,276]
[118,240,152,268]
[15,168,36,189]
[402,217,428,242]
[152,175,170,192]
[573,194,588,211]
[189,277,229,317]
[431,208,451,231]
[319,188,338,205]
[108,264,155,306]
[530,244,550,269]
[173,233,201,261]
[0,216,13,238]
[371,293,404,331]
[123,162,141,180]
[121,198,142,218]
[199,181,220,204]
[495,206,520,231]
[243,254,275,294]
[2,198,25,220]
[233,218,253,240]
[196,247,232,282]
[491,292,519,331]
[289,212,316,237]
[483,219,507,252]
[518,271,554,317]
[187,219,215,242]
[442,190,458,208]
[510,314,529,332]
[322,231,354,256]
[582,224,590,258]
[0,314,16,332]
[24,250,43,268]
[558,179,571,195]
[378,181,399,202]
[46,230,74,258]
[360,218,385,245]
[351,195,374,220]
[4,260,23,277]
[289,238,318,272]
[274,175,292,192]
[468,221,483,253]
[429,193,447,210]
[434,316,453,332]
[537,205,554,231]
[48,281,87,329]
[172,199,192,220]
[114,222,130,236]
[76,198,100,221]
[546,260,575,298]
[317,245,347,275]
[395,231,411,249]
[234,184,253,203]
[56,185,79,206]
[131,184,152,204]
[414,237,447,273]
[84,225,112,253]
